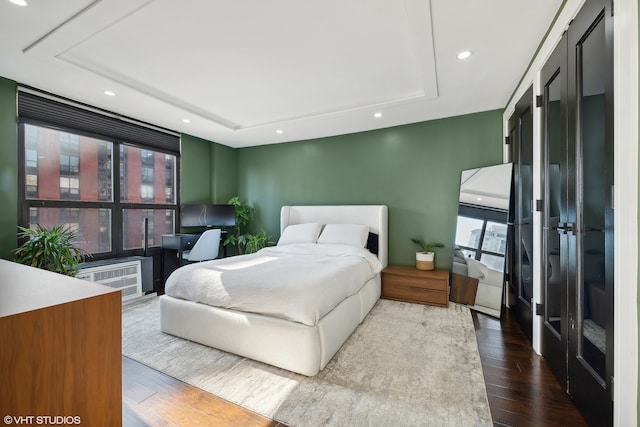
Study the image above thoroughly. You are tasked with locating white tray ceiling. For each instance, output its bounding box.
[0,0,562,147]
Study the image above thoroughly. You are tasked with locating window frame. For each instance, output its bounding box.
[456,203,509,264]
[17,117,180,260]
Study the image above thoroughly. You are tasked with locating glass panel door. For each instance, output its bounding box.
[544,73,564,336]
[508,87,534,338]
[565,0,613,424]
[541,35,569,386]
[537,1,613,424]
[576,14,607,384]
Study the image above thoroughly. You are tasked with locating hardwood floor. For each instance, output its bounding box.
[122,307,587,426]
[122,357,286,427]
[473,308,588,426]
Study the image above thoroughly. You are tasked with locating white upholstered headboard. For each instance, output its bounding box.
[280,205,388,268]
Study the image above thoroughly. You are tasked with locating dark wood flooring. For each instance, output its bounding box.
[122,307,587,426]
[472,309,588,426]
[122,356,286,427]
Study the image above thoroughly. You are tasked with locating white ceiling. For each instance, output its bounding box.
[0,0,562,148]
[459,163,513,210]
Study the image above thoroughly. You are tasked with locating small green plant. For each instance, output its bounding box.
[224,196,273,254]
[241,231,275,254]
[411,238,445,254]
[13,224,86,276]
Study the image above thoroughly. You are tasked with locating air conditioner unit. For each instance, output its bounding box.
[77,260,142,301]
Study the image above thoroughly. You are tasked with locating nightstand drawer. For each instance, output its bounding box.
[382,281,449,306]
[382,272,448,291]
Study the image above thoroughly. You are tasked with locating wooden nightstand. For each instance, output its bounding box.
[381,265,449,307]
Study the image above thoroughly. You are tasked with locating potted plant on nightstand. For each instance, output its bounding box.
[411,238,445,271]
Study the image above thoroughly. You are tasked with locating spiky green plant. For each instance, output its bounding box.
[411,238,445,253]
[13,224,85,276]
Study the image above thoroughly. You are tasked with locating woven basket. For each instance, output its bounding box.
[416,259,434,270]
[415,252,435,270]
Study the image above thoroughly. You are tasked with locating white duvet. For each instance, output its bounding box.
[164,243,382,326]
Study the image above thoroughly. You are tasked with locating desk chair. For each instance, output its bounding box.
[182,229,221,263]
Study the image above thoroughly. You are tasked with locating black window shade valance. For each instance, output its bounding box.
[17,88,180,155]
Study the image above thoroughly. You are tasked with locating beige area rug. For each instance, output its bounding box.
[122,297,492,427]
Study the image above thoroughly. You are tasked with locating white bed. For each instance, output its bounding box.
[159,205,388,376]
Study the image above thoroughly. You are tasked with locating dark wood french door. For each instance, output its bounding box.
[540,0,614,424]
[507,87,534,339]
[541,34,568,388]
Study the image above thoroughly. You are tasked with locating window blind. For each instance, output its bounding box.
[17,88,180,155]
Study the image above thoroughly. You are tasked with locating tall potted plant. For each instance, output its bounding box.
[224,196,253,254]
[224,197,273,254]
[411,238,444,271]
[13,224,86,276]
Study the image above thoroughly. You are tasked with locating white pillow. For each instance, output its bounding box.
[466,258,489,280]
[277,223,323,245]
[317,223,369,248]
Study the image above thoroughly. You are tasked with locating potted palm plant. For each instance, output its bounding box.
[13,224,86,276]
[411,238,445,270]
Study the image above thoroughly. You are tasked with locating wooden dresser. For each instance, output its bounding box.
[0,260,122,426]
[381,265,449,307]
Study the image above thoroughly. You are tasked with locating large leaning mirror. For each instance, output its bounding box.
[451,163,513,318]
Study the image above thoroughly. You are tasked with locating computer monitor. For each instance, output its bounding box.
[181,204,236,228]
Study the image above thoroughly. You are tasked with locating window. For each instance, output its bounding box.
[455,212,508,272]
[23,125,113,202]
[18,91,180,258]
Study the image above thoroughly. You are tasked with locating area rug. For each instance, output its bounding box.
[122,297,492,427]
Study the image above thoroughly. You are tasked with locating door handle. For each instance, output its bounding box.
[554,222,574,235]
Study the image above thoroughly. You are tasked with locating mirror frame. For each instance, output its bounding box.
[451,163,514,318]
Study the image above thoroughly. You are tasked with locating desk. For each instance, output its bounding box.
[161,234,200,285]
[160,232,227,285]
[162,233,200,261]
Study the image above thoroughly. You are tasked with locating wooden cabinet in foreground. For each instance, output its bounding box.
[0,260,122,426]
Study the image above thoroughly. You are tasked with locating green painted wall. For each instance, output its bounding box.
[211,142,237,203]
[180,133,237,205]
[0,77,17,260]
[236,109,504,268]
[180,134,213,203]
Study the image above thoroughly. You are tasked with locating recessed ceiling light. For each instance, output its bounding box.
[9,0,28,6]
[276,129,284,135]
[182,119,190,124]
[374,112,382,118]
[457,50,472,60]
[104,90,115,97]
